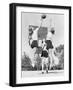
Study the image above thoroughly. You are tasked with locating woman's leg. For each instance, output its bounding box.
[42,57,44,73]
[48,49,50,70]
[49,49,53,70]
[45,58,48,73]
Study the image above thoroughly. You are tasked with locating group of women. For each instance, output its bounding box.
[29,15,55,73]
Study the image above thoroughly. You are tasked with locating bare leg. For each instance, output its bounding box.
[45,58,48,73]
[49,49,53,70]
[42,57,44,74]
[48,50,50,70]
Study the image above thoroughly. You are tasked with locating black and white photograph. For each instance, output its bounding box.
[21,13,64,77]
[10,3,71,86]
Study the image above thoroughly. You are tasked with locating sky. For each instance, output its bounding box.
[21,12,64,62]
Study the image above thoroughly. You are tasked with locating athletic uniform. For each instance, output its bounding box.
[31,40,38,48]
[30,27,39,48]
[41,41,49,73]
[46,31,54,70]
[46,40,53,50]
[41,50,48,58]
[46,31,53,50]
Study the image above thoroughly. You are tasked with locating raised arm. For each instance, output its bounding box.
[38,14,47,29]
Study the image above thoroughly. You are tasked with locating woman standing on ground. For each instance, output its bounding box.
[46,28,55,69]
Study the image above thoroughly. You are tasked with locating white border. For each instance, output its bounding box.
[16,6,69,84]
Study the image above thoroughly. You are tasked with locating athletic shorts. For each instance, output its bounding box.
[31,40,38,48]
[46,40,53,50]
[41,50,48,58]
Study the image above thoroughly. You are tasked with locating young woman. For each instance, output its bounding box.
[46,28,55,69]
[41,39,49,74]
[29,14,46,49]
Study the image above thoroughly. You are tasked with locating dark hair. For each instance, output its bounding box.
[29,28,33,35]
[50,28,55,34]
[29,30,33,35]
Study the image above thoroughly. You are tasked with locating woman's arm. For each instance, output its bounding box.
[38,14,46,29]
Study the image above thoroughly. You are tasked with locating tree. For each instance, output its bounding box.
[55,44,64,69]
[34,54,42,70]
[21,52,33,71]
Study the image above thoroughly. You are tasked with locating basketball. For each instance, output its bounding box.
[41,15,46,19]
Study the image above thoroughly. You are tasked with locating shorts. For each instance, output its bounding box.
[31,40,38,48]
[41,50,48,58]
[46,40,53,50]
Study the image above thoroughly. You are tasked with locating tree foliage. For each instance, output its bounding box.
[21,52,33,71]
